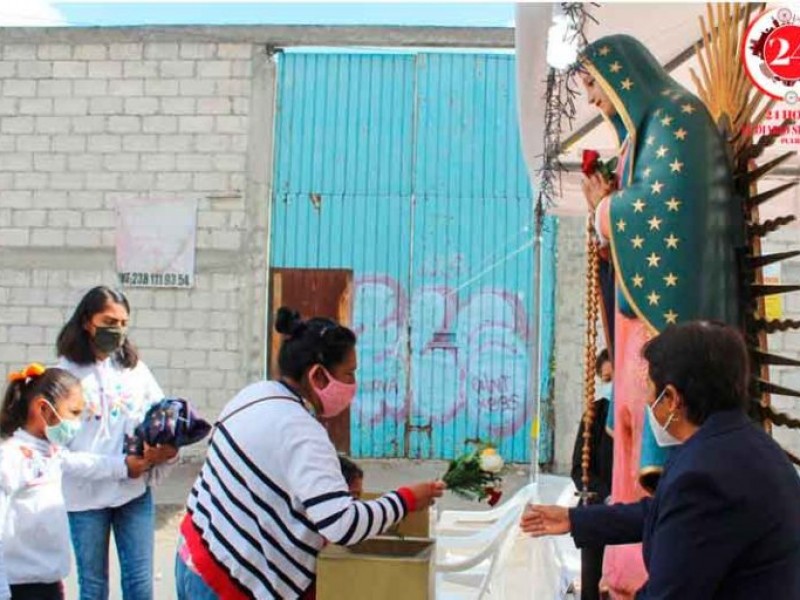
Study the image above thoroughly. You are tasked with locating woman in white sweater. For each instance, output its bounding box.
[56,286,177,600]
[0,364,150,600]
[176,307,445,600]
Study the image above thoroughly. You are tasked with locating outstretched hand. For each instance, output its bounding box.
[520,504,571,537]
[407,481,446,511]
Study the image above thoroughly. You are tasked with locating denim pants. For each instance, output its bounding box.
[175,553,218,600]
[68,488,155,600]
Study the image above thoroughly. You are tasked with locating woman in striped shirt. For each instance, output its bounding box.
[176,307,445,600]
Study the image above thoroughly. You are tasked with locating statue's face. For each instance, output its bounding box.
[580,71,617,118]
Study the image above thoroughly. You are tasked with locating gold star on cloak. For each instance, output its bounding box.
[656,145,669,159]
[621,78,634,91]
[632,235,645,249]
[666,197,681,211]
[632,198,646,212]
[665,234,679,249]
[670,159,684,173]
[651,180,664,194]
[647,252,661,268]
[646,135,656,146]
[648,291,661,306]
[664,310,678,324]
[610,61,622,73]
[599,46,611,56]
[648,216,663,231]
[661,89,672,96]
[632,274,644,288]
[617,219,627,232]
[681,103,696,114]
[674,128,687,140]
[661,114,674,127]
[664,273,678,287]
[643,167,652,179]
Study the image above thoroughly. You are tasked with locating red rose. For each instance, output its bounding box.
[486,487,503,507]
[582,149,600,176]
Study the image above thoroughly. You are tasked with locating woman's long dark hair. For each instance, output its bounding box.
[1,367,80,437]
[57,286,139,368]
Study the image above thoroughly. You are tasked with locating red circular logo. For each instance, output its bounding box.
[764,24,800,81]
[744,6,800,103]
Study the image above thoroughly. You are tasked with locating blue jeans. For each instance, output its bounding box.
[68,489,155,600]
[175,552,218,600]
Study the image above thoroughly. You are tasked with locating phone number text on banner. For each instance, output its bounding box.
[118,272,192,288]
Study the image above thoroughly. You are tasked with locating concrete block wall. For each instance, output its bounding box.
[0,36,275,447]
[551,216,587,473]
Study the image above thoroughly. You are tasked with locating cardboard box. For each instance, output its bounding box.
[317,537,434,600]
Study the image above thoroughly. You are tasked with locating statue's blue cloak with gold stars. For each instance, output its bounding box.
[581,35,745,486]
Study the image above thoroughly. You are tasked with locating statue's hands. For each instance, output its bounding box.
[582,173,614,211]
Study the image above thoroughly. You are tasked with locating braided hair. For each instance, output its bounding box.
[274,307,356,380]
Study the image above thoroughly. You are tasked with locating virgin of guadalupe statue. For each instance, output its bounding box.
[576,34,744,598]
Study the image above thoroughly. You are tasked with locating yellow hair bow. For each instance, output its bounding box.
[7,363,46,383]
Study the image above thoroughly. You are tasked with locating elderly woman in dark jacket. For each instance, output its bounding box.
[524,321,800,600]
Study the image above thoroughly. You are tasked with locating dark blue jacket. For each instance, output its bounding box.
[569,410,800,599]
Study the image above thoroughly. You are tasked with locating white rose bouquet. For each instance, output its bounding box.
[442,443,506,506]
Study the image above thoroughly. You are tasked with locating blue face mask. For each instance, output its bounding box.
[44,402,81,446]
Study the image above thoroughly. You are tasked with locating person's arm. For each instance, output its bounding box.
[641,471,745,599]
[572,407,613,503]
[283,418,438,546]
[570,416,585,491]
[591,400,613,501]
[60,449,150,481]
[569,499,651,548]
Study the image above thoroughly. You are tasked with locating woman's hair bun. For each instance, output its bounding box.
[275,307,304,336]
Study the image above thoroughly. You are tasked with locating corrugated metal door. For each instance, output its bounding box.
[270,52,557,462]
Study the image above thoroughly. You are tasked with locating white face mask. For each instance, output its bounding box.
[646,388,682,447]
[596,381,613,402]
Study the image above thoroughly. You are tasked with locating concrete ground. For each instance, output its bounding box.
[64,460,542,600]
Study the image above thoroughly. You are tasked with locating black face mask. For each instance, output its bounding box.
[94,327,126,354]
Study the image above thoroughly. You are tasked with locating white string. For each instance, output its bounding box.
[445,237,535,299]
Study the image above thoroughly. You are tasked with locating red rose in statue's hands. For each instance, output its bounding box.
[582,149,600,176]
[581,149,619,187]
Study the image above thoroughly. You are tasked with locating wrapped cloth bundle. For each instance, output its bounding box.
[125,398,211,455]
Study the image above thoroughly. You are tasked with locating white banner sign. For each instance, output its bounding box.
[115,198,198,288]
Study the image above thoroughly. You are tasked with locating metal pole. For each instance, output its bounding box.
[528,211,544,486]
[515,2,553,489]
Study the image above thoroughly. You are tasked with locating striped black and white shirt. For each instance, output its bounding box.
[186,380,410,599]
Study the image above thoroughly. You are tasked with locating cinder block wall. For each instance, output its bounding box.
[0,37,274,450]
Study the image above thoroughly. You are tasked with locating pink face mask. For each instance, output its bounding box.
[309,365,357,418]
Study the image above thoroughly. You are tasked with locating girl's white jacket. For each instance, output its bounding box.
[0,429,129,598]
